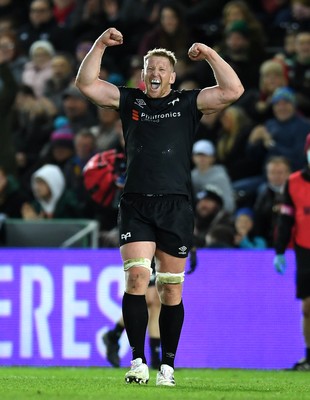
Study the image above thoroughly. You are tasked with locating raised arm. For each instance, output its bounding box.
[188,43,244,115]
[75,28,123,109]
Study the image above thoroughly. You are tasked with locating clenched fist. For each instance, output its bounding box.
[96,28,123,48]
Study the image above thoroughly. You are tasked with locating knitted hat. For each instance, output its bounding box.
[50,125,74,149]
[226,20,249,38]
[29,40,55,57]
[271,87,296,105]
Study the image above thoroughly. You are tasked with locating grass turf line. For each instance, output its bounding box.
[0,367,310,400]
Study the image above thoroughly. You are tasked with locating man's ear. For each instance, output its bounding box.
[169,71,176,84]
[141,69,145,81]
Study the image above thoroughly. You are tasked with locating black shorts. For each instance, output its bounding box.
[295,244,310,299]
[118,193,194,258]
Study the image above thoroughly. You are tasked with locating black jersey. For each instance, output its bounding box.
[118,87,202,196]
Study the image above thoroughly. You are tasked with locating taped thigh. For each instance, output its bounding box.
[123,257,152,273]
[156,271,185,284]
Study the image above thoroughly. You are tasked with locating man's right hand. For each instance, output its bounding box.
[97,28,123,48]
[273,254,287,275]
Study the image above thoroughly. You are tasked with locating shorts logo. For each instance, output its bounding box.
[178,246,187,255]
[121,232,131,240]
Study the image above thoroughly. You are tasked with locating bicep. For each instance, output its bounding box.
[77,79,120,109]
[196,86,232,115]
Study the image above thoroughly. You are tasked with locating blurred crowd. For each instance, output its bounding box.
[1,0,310,250]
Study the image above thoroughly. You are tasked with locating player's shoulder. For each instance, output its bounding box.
[173,88,201,98]
[119,86,143,96]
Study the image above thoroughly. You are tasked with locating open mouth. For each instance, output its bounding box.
[151,80,161,90]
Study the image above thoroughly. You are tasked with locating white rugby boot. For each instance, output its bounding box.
[156,364,176,387]
[124,358,149,384]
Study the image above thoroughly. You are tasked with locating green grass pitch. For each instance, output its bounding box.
[1,367,310,400]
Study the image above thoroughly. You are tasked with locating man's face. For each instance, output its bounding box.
[63,96,88,119]
[272,100,295,121]
[267,162,290,187]
[295,33,310,63]
[142,56,175,98]
[29,0,52,27]
[196,198,219,218]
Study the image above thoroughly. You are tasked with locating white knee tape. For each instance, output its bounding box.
[156,271,185,284]
[124,258,152,273]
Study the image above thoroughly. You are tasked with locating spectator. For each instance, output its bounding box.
[220,0,267,53]
[21,39,55,98]
[274,28,297,67]
[234,207,267,249]
[90,107,122,151]
[0,165,29,218]
[63,128,97,203]
[40,121,76,170]
[241,57,289,124]
[61,84,97,133]
[18,0,75,54]
[12,84,57,181]
[192,14,266,90]
[52,0,77,28]
[216,105,260,182]
[0,44,18,176]
[43,52,75,113]
[247,86,310,172]
[191,139,235,213]
[138,2,192,61]
[275,0,310,32]
[288,31,310,117]
[0,31,27,85]
[218,19,264,90]
[193,185,233,248]
[254,156,291,247]
[21,163,82,219]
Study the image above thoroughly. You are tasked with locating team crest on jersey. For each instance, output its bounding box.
[168,97,180,106]
[134,98,146,108]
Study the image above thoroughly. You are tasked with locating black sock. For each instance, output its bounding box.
[159,301,184,369]
[306,347,310,362]
[149,337,161,369]
[109,322,125,340]
[122,292,148,363]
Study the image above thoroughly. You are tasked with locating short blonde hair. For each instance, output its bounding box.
[144,48,177,69]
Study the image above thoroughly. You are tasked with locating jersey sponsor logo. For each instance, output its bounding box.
[168,97,180,106]
[131,110,182,122]
[132,109,139,121]
[178,246,187,255]
[121,232,131,240]
[134,98,146,108]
